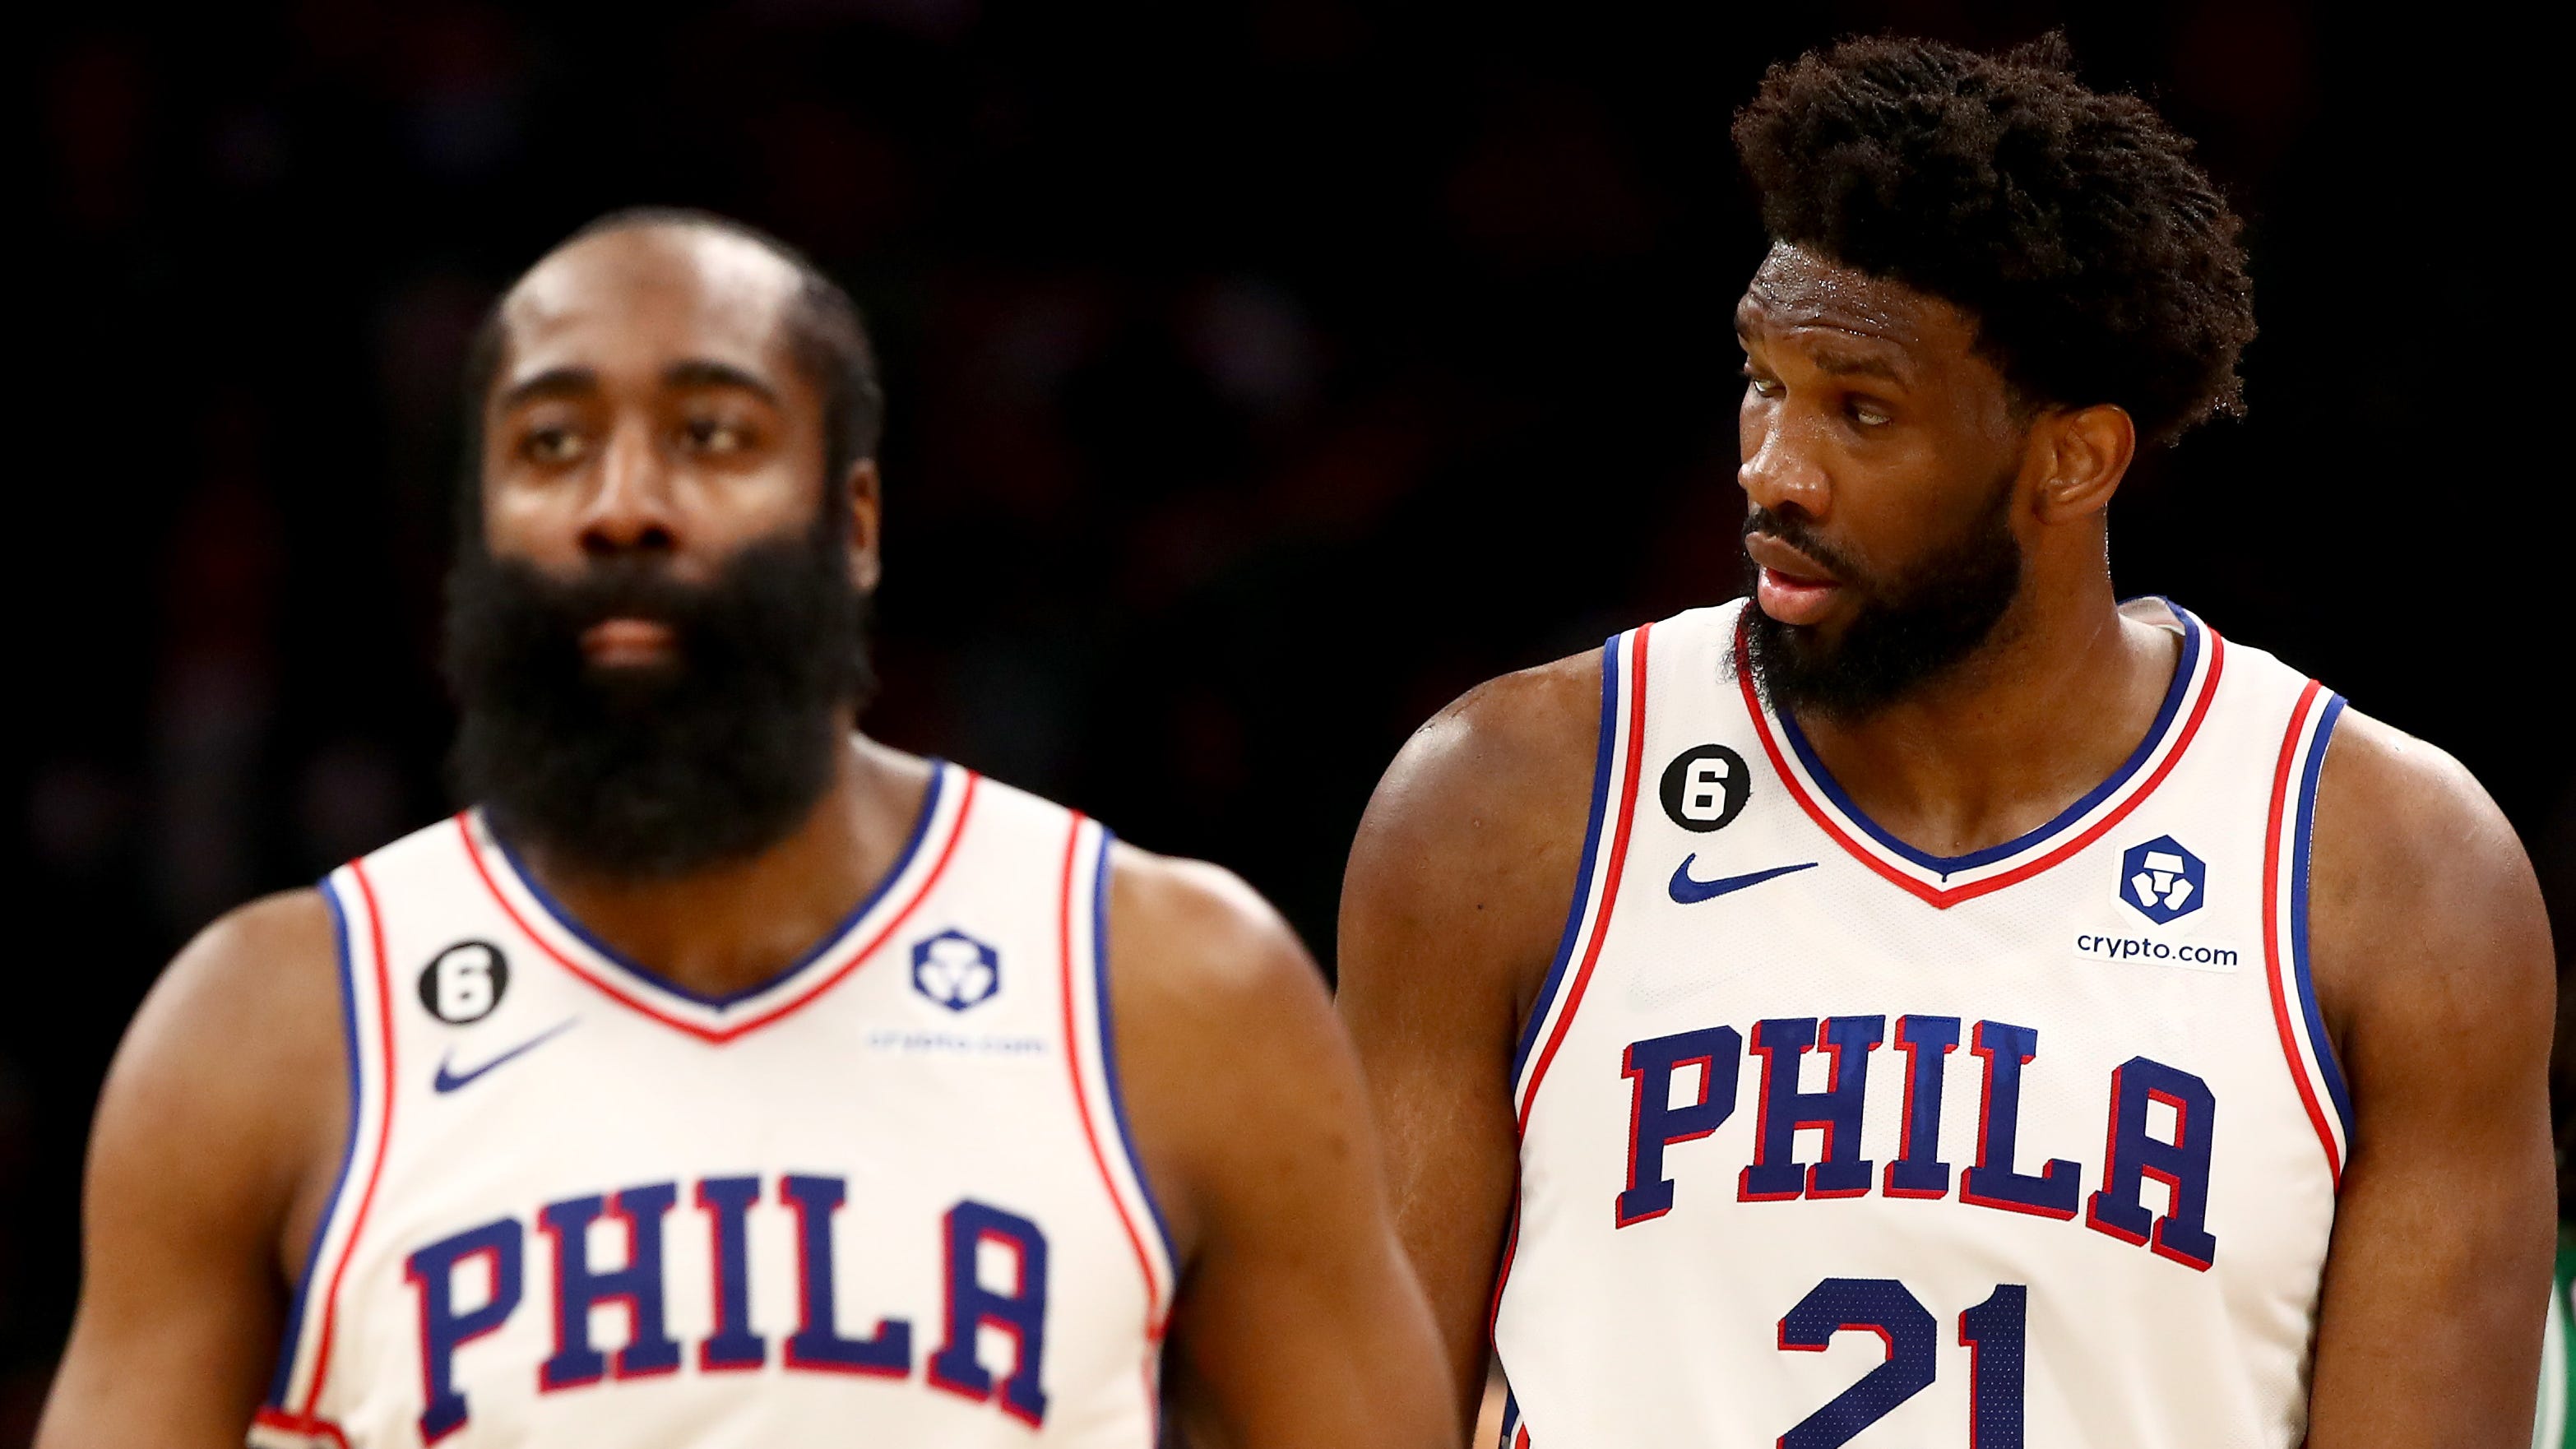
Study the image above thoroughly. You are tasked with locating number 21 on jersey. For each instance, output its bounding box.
[1777,1279,2024,1448]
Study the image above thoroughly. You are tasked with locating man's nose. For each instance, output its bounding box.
[1738,410,1829,521]
[578,420,678,556]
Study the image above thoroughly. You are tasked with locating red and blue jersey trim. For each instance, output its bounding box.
[1511,623,1652,1130]
[2291,695,2356,1138]
[262,879,365,1414]
[1082,826,1179,1294]
[1505,634,1623,1092]
[304,858,396,1431]
[1497,1383,1528,1448]
[1742,602,2225,908]
[256,859,397,1446]
[2263,680,2354,1183]
[1491,625,1652,1357]
[1054,817,1174,1442]
[456,764,971,1044]
[248,1407,351,1447]
[484,763,944,1010]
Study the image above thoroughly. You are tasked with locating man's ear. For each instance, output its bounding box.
[2031,404,2137,525]
[842,458,883,592]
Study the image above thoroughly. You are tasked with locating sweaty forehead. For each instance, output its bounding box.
[496,225,803,387]
[1737,242,1971,354]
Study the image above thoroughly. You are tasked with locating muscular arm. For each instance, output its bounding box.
[37,891,347,1449]
[2302,711,2556,1447]
[1332,655,1603,1433]
[1111,848,1452,1449]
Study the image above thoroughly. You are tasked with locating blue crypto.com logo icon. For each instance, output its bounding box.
[2120,836,2206,924]
[910,929,1002,1012]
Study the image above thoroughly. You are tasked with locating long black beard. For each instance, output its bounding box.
[1739,479,2022,725]
[442,525,873,882]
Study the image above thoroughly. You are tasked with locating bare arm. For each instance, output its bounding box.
[1111,849,1453,1449]
[2303,711,2556,1447]
[37,890,347,1449]
[1333,655,1603,1433]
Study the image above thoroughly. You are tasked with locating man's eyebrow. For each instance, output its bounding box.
[1809,348,1907,383]
[497,366,597,410]
[664,359,781,402]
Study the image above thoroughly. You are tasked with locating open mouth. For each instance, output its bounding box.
[1744,533,1843,626]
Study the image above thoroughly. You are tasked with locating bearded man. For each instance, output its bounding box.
[1337,37,2554,1448]
[40,210,1450,1449]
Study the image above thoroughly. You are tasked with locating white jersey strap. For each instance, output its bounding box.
[1508,623,1655,1123]
[1058,817,1178,1333]
[253,861,397,1447]
[2260,681,2353,1183]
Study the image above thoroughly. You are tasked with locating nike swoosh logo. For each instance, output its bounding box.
[433,1019,578,1094]
[1667,857,1818,905]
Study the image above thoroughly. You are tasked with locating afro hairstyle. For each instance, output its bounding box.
[1733,34,2256,446]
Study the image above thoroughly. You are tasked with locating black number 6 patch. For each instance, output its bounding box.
[419,941,510,1025]
[1660,744,1750,833]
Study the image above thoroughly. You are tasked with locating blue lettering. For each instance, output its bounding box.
[1883,1015,1959,1198]
[695,1175,768,1370]
[926,1200,1052,1425]
[1615,1027,1742,1226]
[1959,1021,2082,1220]
[1740,1016,1883,1201]
[391,1178,1079,1421]
[536,1183,682,1390]
[404,1217,524,1444]
[2084,1058,2220,1270]
[781,1174,912,1375]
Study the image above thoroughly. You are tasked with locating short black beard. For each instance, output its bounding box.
[442,521,873,882]
[1739,479,2022,725]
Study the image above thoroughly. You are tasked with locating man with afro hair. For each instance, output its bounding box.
[1340,34,2551,1447]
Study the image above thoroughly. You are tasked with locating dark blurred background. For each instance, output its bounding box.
[6,0,2555,1436]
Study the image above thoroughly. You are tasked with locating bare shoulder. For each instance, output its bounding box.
[2294,716,2554,1448]
[1105,841,1323,1039]
[1339,646,1606,1030]
[97,887,349,1262]
[1355,647,1604,865]
[1102,844,1329,1081]
[121,888,343,1089]
[40,892,355,1444]
[2307,706,2551,1049]
[1104,840,1347,1086]
[1101,844,1452,1446]
[132,888,341,1044]
[1100,842,1367,1252]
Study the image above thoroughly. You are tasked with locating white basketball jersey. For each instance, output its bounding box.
[250,762,1174,1449]
[1492,600,2349,1449]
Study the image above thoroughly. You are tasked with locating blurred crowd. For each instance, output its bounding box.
[7,2,2557,1437]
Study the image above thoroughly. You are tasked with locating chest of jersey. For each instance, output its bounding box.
[254,766,1172,1449]
[1494,603,2348,1449]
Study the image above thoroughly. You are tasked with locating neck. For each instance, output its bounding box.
[515,732,934,998]
[1786,567,2180,859]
